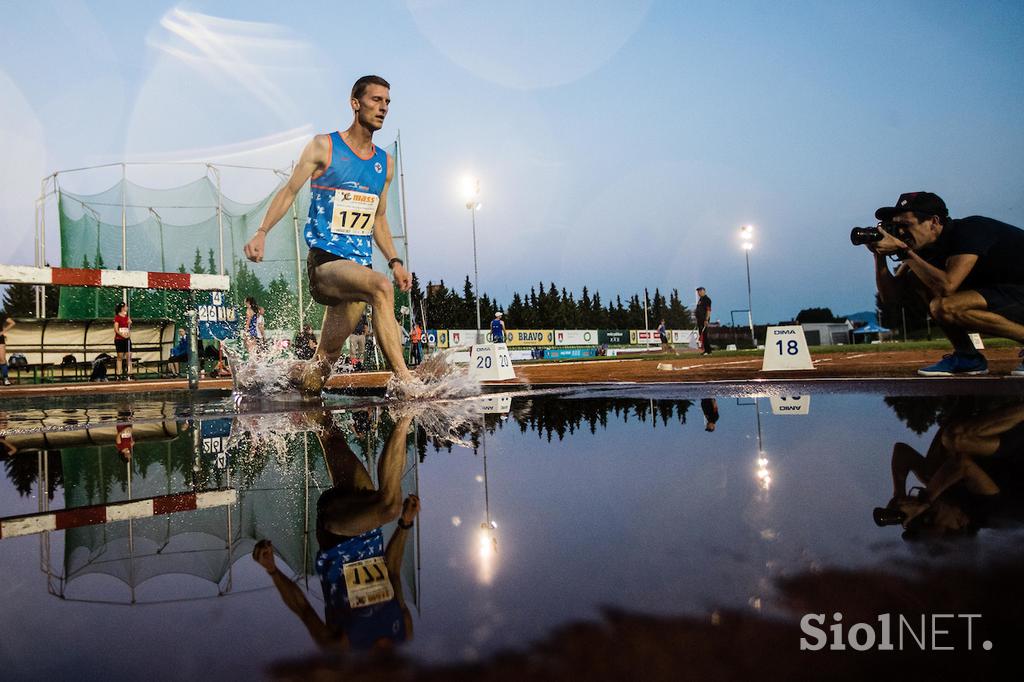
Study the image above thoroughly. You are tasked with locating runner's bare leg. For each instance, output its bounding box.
[307,259,415,384]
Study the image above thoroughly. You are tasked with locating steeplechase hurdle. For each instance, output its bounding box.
[0,489,237,540]
[0,264,231,390]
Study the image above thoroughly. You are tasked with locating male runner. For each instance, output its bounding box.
[244,75,418,395]
[695,287,712,355]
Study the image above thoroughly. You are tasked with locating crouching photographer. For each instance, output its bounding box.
[860,192,1024,376]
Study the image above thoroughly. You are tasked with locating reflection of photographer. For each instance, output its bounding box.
[875,400,1024,539]
[862,192,1024,376]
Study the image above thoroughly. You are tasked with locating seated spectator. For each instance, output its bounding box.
[90,353,113,382]
[168,329,189,375]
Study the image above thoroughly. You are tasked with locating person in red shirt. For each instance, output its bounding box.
[113,302,132,380]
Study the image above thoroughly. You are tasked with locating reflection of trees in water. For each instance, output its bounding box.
[3,449,63,499]
[417,398,694,456]
[884,395,1024,434]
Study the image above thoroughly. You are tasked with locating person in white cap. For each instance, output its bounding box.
[490,311,506,344]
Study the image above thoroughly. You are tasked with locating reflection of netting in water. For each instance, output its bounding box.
[56,413,418,605]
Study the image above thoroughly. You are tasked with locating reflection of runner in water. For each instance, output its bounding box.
[243,75,419,397]
[252,411,418,652]
[877,401,1024,538]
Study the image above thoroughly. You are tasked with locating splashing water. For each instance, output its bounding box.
[386,349,481,401]
[226,411,324,473]
[227,342,353,397]
[388,394,507,449]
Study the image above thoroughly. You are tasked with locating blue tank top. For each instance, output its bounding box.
[305,132,388,267]
[316,527,407,649]
[490,318,504,340]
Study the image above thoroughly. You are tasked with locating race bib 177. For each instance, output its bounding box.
[330,190,379,236]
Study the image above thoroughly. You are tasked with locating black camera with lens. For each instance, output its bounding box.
[872,506,906,527]
[851,221,911,259]
[873,487,928,527]
[850,225,884,246]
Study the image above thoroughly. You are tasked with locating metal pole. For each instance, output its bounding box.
[745,250,756,345]
[481,415,491,527]
[187,293,200,390]
[901,306,908,342]
[121,163,128,304]
[291,194,304,329]
[643,288,649,331]
[212,165,225,276]
[395,133,413,346]
[471,205,482,343]
[35,179,43,317]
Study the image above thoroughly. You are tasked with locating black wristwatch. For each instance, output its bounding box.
[388,257,404,269]
[397,519,413,530]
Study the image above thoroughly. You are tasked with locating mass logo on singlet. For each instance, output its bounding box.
[330,190,378,236]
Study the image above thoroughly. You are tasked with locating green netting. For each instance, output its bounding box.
[56,142,410,334]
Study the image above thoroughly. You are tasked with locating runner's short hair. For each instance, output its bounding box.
[352,75,390,100]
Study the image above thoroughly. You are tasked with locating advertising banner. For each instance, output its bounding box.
[448,329,479,348]
[426,329,448,349]
[599,329,630,345]
[672,329,699,347]
[544,348,596,360]
[630,329,663,345]
[555,329,598,346]
[505,329,555,347]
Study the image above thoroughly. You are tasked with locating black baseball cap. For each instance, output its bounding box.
[875,192,948,221]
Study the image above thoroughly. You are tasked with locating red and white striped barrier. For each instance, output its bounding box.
[0,264,229,291]
[0,489,236,540]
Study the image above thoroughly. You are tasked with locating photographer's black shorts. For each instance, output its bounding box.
[307,247,371,307]
[976,284,1024,325]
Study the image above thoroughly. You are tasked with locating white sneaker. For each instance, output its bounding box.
[2,378,10,386]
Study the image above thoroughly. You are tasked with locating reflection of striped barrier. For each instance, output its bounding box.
[0,489,236,540]
[0,264,229,291]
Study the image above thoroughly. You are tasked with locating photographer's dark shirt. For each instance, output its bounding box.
[696,295,712,323]
[922,216,1024,288]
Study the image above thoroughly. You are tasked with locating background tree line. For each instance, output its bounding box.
[410,276,694,330]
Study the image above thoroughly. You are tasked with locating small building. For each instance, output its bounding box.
[800,321,853,346]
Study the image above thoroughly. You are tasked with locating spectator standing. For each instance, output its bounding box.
[243,297,263,357]
[409,322,423,366]
[657,318,671,353]
[490,311,506,343]
[113,302,133,380]
[349,313,368,368]
[695,287,712,355]
[0,313,14,386]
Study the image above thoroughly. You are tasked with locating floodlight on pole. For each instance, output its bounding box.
[739,225,756,346]
[463,176,484,342]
